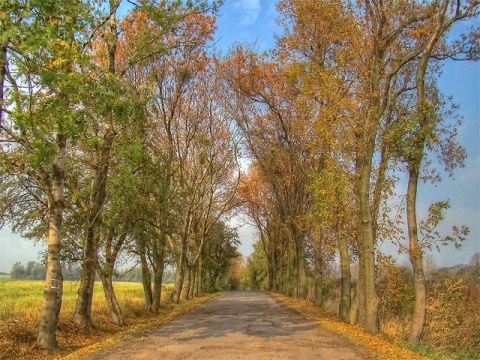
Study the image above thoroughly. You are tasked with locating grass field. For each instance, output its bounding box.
[0,274,10,281]
[0,279,213,359]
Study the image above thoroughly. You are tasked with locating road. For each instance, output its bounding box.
[81,291,372,360]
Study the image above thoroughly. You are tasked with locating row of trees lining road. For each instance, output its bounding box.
[0,0,242,354]
[233,0,477,344]
[0,0,477,356]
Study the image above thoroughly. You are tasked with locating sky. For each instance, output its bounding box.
[0,0,478,272]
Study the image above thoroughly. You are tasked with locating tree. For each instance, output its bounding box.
[470,253,480,282]
[275,0,360,312]
[238,166,277,291]
[378,0,479,343]
[0,0,96,352]
[224,45,321,299]
[202,222,241,291]
[243,240,268,290]
[10,262,25,279]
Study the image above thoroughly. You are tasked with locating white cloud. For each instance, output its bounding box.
[233,0,262,25]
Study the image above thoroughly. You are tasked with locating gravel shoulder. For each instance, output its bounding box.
[80,291,373,360]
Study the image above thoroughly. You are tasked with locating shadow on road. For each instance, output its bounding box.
[151,291,315,342]
[82,291,370,359]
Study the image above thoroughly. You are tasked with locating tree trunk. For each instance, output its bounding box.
[355,148,380,334]
[139,246,153,311]
[171,258,186,303]
[297,231,307,299]
[73,230,98,329]
[348,284,359,325]
[356,254,366,326]
[338,234,351,320]
[407,167,426,344]
[195,259,202,296]
[189,265,196,298]
[263,231,274,292]
[171,213,192,304]
[0,44,6,128]
[406,2,448,341]
[182,264,191,300]
[151,229,166,313]
[98,271,124,326]
[286,238,294,296]
[37,134,66,354]
[73,125,114,328]
[97,229,126,325]
[152,260,165,313]
[195,258,202,296]
[313,225,323,307]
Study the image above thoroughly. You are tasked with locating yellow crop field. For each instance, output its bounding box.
[0,280,211,359]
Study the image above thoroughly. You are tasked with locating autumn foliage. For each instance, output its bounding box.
[0,0,479,358]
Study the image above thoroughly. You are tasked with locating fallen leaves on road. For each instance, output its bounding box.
[272,293,430,360]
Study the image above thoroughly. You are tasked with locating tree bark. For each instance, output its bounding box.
[139,242,153,311]
[348,284,359,325]
[296,239,307,299]
[73,127,114,328]
[171,212,192,303]
[356,250,366,327]
[313,224,323,307]
[151,257,165,313]
[97,229,126,325]
[73,227,98,329]
[98,271,124,326]
[171,258,186,303]
[182,264,191,300]
[407,167,426,344]
[0,44,6,128]
[189,265,196,298]
[355,131,380,333]
[338,234,351,320]
[37,133,66,354]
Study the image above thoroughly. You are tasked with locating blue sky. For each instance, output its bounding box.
[0,0,478,272]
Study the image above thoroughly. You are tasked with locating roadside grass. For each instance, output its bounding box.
[273,293,431,360]
[0,280,218,359]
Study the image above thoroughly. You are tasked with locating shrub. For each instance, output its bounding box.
[423,275,480,359]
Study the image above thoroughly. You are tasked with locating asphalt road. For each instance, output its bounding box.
[81,291,371,360]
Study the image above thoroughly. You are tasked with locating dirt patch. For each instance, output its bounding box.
[80,291,373,359]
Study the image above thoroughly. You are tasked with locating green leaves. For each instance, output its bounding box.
[418,200,469,252]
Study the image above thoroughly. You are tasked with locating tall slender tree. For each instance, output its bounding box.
[0,0,95,352]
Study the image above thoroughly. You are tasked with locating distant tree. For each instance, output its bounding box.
[115,267,144,283]
[25,261,35,278]
[469,253,480,282]
[224,257,245,290]
[243,241,268,290]
[202,222,241,291]
[10,262,25,280]
[31,263,47,280]
[469,253,480,267]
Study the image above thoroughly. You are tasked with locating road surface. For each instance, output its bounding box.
[81,291,371,360]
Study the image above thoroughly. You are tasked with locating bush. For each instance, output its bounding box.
[376,268,480,359]
[423,275,480,359]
